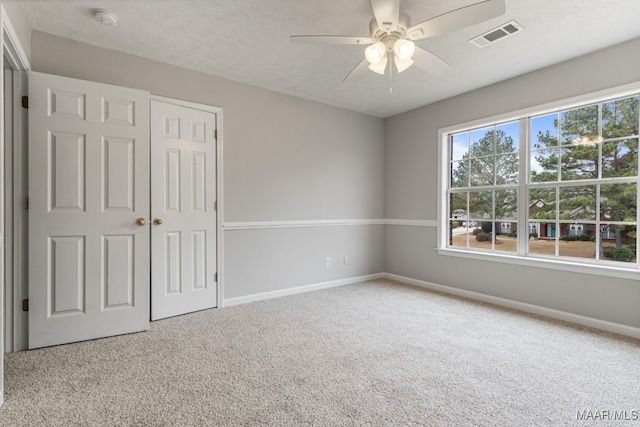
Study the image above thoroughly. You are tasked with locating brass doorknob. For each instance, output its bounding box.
[136,218,146,226]
[153,218,163,225]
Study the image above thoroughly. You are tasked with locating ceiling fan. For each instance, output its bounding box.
[290,0,506,82]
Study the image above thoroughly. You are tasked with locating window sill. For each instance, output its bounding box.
[435,247,640,281]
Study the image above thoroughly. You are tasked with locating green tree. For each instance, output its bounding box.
[531,105,600,183]
[452,129,518,187]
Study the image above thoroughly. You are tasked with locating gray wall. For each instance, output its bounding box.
[31,31,385,300]
[384,37,640,329]
[27,29,640,328]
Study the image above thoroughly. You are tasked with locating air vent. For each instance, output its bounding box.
[469,20,523,48]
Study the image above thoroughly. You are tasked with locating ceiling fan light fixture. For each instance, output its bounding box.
[368,55,388,74]
[365,41,387,64]
[290,0,506,83]
[393,39,415,61]
[394,55,414,73]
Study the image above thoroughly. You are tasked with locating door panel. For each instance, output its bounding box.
[49,235,85,316]
[103,137,135,211]
[29,72,150,348]
[151,100,217,320]
[102,234,134,308]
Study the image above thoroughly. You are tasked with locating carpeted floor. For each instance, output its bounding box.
[1,279,639,426]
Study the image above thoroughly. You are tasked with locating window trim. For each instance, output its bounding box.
[437,81,640,277]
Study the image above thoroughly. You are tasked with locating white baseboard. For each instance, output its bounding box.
[222,273,385,307]
[384,273,640,339]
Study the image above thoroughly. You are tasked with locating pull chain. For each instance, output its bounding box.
[388,53,393,97]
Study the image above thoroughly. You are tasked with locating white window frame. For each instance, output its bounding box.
[437,82,640,280]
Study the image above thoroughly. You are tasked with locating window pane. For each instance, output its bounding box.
[449,193,468,236]
[496,190,517,220]
[449,193,470,249]
[469,191,493,220]
[470,126,495,155]
[600,183,637,222]
[531,113,558,150]
[495,227,517,253]
[561,105,598,145]
[495,189,517,254]
[600,224,637,264]
[451,132,469,161]
[602,96,639,139]
[602,139,638,178]
[496,121,519,155]
[450,226,469,248]
[527,222,556,255]
[529,188,556,220]
[530,148,558,183]
[451,160,469,188]
[559,185,596,221]
[559,226,595,260]
[469,229,493,250]
[560,145,598,180]
[496,154,518,184]
[470,157,494,186]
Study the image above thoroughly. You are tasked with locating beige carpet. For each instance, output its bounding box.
[1,279,639,426]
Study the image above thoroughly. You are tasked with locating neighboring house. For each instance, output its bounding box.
[452,209,467,221]
[528,199,629,242]
[461,198,628,241]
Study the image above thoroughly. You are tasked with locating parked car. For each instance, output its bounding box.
[462,221,477,227]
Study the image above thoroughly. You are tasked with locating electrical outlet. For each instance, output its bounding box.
[325,257,331,268]
[343,256,350,265]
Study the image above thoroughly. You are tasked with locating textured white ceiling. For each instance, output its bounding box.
[18,0,640,118]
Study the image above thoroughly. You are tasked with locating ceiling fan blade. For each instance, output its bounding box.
[343,59,370,82]
[406,0,506,41]
[412,47,450,75]
[290,35,373,45]
[370,0,400,33]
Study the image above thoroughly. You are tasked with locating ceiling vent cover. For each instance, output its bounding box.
[470,20,523,48]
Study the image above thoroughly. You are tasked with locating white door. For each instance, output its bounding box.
[28,72,150,348]
[150,100,217,320]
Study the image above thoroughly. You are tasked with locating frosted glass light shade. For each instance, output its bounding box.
[365,42,386,64]
[393,39,415,61]
[368,55,388,74]
[394,55,414,73]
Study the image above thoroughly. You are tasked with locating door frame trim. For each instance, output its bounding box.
[1,3,30,403]
[150,95,225,308]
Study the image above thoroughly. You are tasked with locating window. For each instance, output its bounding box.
[443,90,639,270]
[449,121,520,253]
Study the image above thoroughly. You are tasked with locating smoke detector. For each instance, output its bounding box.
[93,9,118,26]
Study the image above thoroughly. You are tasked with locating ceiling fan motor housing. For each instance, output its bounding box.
[370,12,411,51]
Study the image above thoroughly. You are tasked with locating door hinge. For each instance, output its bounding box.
[214,273,218,282]
[21,96,28,109]
[214,201,217,211]
[214,129,218,141]
[22,299,28,312]
[24,197,29,210]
